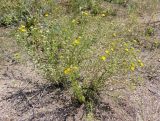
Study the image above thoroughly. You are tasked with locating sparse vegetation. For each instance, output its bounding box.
[0,0,160,120]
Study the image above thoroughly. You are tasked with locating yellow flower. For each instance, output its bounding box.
[133,39,137,43]
[137,59,142,63]
[64,66,78,75]
[21,29,26,32]
[101,56,106,61]
[125,48,129,52]
[19,25,26,32]
[130,63,135,71]
[137,49,141,53]
[73,39,80,45]
[60,55,63,58]
[78,36,82,39]
[82,11,89,16]
[112,33,116,37]
[154,41,158,44]
[111,48,114,51]
[73,37,81,46]
[124,43,128,46]
[21,25,25,28]
[131,66,135,71]
[140,62,144,67]
[138,60,144,67]
[72,19,76,23]
[105,50,110,54]
[44,13,48,17]
[101,14,106,17]
[64,68,72,75]
[72,66,78,70]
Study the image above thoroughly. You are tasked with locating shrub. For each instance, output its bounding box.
[16,3,144,113]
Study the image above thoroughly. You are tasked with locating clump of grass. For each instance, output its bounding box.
[145,26,154,36]
[104,0,128,6]
[69,0,102,14]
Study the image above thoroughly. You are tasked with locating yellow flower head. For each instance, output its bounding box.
[105,50,110,54]
[44,13,48,17]
[101,14,106,17]
[112,33,116,37]
[21,29,26,32]
[140,62,144,67]
[101,56,106,61]
[125,48,129,52]
[73,39,80,45]
[138,60,144,67]
[130,63,135,71]
[124,43,128,47]
[72,19,76,23]
[73,37,81,46]
[138,59,142,63]
[131,66,135,71]
[19,25,26,32]
[111,48,114,52]
[73,66,78,70]
[82,11,89,16]
[64,68,72,75]
[78,36,82,39]
[154,40,158,44]
[60,55,63,58]
[21,25,25,28]
[133,39,137,43]
[64,66,78,75]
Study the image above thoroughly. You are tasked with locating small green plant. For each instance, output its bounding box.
[145,26,154,36]
[0,14,17,26]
